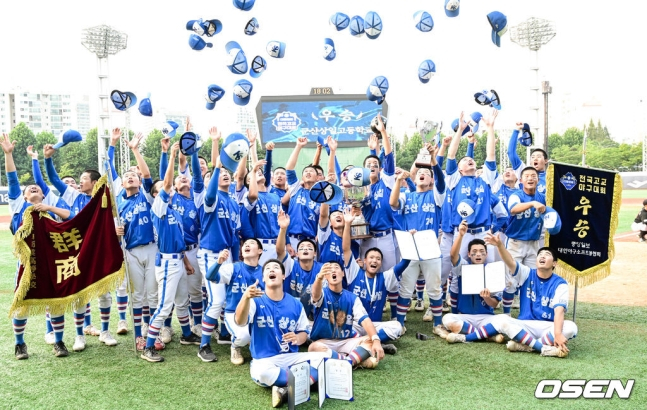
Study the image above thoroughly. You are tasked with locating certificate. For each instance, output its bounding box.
[324,358,353,401]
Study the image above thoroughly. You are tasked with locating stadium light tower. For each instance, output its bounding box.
[509,17,556,155]
[81,25,128,171]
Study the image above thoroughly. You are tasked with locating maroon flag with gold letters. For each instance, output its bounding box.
[10,176,125,317]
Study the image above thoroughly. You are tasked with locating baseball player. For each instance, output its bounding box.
[235,259,331,408]
[140,142,201,362]
[44,138,119,349]
[262,142,287,199]
[204,239,264,365]
[308,263,385,369]
[508,123,548,196]
[441,220,503,343]
[4,134,72,358]
[447,233,577,358]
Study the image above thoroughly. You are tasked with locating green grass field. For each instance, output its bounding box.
[0,231,644,409]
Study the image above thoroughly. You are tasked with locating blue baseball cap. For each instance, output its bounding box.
[457,199,477,225]
[330,12,350,31]
[367,76,389,105]
[233,0,255,11]
[205,84,225,110]
[225,41,248,75]
[110,90,137,111]
[418,60,436,83]
[323,38,336,61]
[139,94,152,117]
[266,41,286,58]
[186,19,222,37]
[249,56,267,78]
[543,206,562,235]
[317,135,331,155]
[468,112,482,133]
[519,124,533,147]
[451,118,471,136]
[189,34,213,50]
[180,132,202,156]
[487,11,508,47]
[233,79,253,106]
[220,133,250,172]
[364,11,382,40]
[413,11,434,32]
[349,16,365,37]
[244,17,259,35]
[161,121,179,137]
[53,130,82,150]
[445,0,460,17]
[474,89,501,110]
[347,167,372,187]
[310,181,344,205]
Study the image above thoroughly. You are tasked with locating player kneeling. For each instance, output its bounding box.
[235,259,331,408]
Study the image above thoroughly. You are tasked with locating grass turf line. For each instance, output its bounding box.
[0,230,644,409]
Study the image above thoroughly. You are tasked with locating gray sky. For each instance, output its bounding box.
[1,0,645,142]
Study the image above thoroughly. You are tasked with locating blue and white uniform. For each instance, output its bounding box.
[505,189,546,270]
[316,223,344,267]
[508,130,547,194]
[243,191,281,265]
[286,170,320,248]
[360,152,397,270]
[243,294,330,388]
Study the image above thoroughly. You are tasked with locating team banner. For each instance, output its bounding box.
[545,162,621,286]
[9,175,125,317]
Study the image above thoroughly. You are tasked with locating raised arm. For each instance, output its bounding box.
[311,263,330,305]
[285,137,308,171]
[447,112,467,160]
[247,159,266,203]
[507,123,525,170]
[43,144,67,195]
[235,279,263,326]
[276,209,290,261]
[484,108,498,162]
[390,171,408,209]
[27,146,50,196]
[450,220,467,266]
[128,133,151,179]
[2,134,16,175]
[234,146,248,192]
[191,152,205,193]
[484,232,516,273]
[164,142,180,194]
[342,208,355,266]
[247,129,258,164]
[376,115,392,156]
[326,136,337,179]
[263,141,274,188]
[108,128,121,180]
[159,135,170,178]
[210,126,220,171]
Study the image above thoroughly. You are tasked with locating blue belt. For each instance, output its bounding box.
[260,239,277,245]
[158,252,184,260]
[370,228,393,238]
[466,226,487,234]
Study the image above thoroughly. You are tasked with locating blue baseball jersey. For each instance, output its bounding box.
[361,152,395,232]
[440,188,454,233]
[505,190,546,241]
[396,189,445,233]
[508,130,547,194]
[286,170,320,238]
[282,257,323,299]
[451,257,502,315]
[246,293,310,359]
[118,190,156,250]
[195,188,240,252]
[345,258,399,322]
[243,191,281,239]
[213,262,264,313]
[311,287,368,341]
[510,262,569,322]
[490,178,519,233]
[270,186,287,200]
[317,223,344,266]
[151,190,185,254]
[171,192,200,246]
[7,171,62,234]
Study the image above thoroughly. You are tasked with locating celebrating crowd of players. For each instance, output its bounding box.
[4,108,577,407]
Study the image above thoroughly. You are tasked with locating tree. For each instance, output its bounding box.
[8,123,37,184]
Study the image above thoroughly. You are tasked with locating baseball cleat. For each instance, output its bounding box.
[271,386,288,408]
[84,324,101,336]
[231,346,244,365]
[135,336,146,352]
[414,299,425,312]
[117,320,128,335]
[217,332,232,345]
[433,325,450,339]
[141,346,164,362]
[382,344,397,355]
[161,327,173,344]
[99,331,118,346]
[506,340,535,353]
[15,343,29,360]
[191,324,203,337]
[73,335,86,352]
[154,337,165,351]
[180,332,201,345]
[198,344,218,362]
[488,334,505,344]
[422,307,434,322]
[141,323,149,337]
[53,341,69,357]
[358,356,378,369]
[540,345,569,358]
[446,333,466,344]
[442,301,450,313]
[44,331,55,345]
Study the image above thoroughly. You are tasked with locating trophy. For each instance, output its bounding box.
[414,118,439,168]
[350,212,372,239]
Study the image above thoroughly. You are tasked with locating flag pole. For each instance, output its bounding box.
[103,158,138,356]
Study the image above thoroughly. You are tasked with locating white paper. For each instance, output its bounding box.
[324,359,353,401]
[394,230,419,260]
[413,230,441,260]
[317,358,325,408]
[484,261,506,293]
[461,264,485,295]
[289,361,310,406]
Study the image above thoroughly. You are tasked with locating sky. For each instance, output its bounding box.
[1,0,646,144]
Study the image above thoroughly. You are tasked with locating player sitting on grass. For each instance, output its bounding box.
[447,232,577,358]
[235,259,331,408]
[441,220,503,343]
[308,263,385,369]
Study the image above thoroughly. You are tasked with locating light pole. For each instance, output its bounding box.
[81,25,128,171]
[509,17,556,156]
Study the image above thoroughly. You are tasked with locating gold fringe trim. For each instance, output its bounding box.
[546,166,622,287]
[9,263,126,317]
